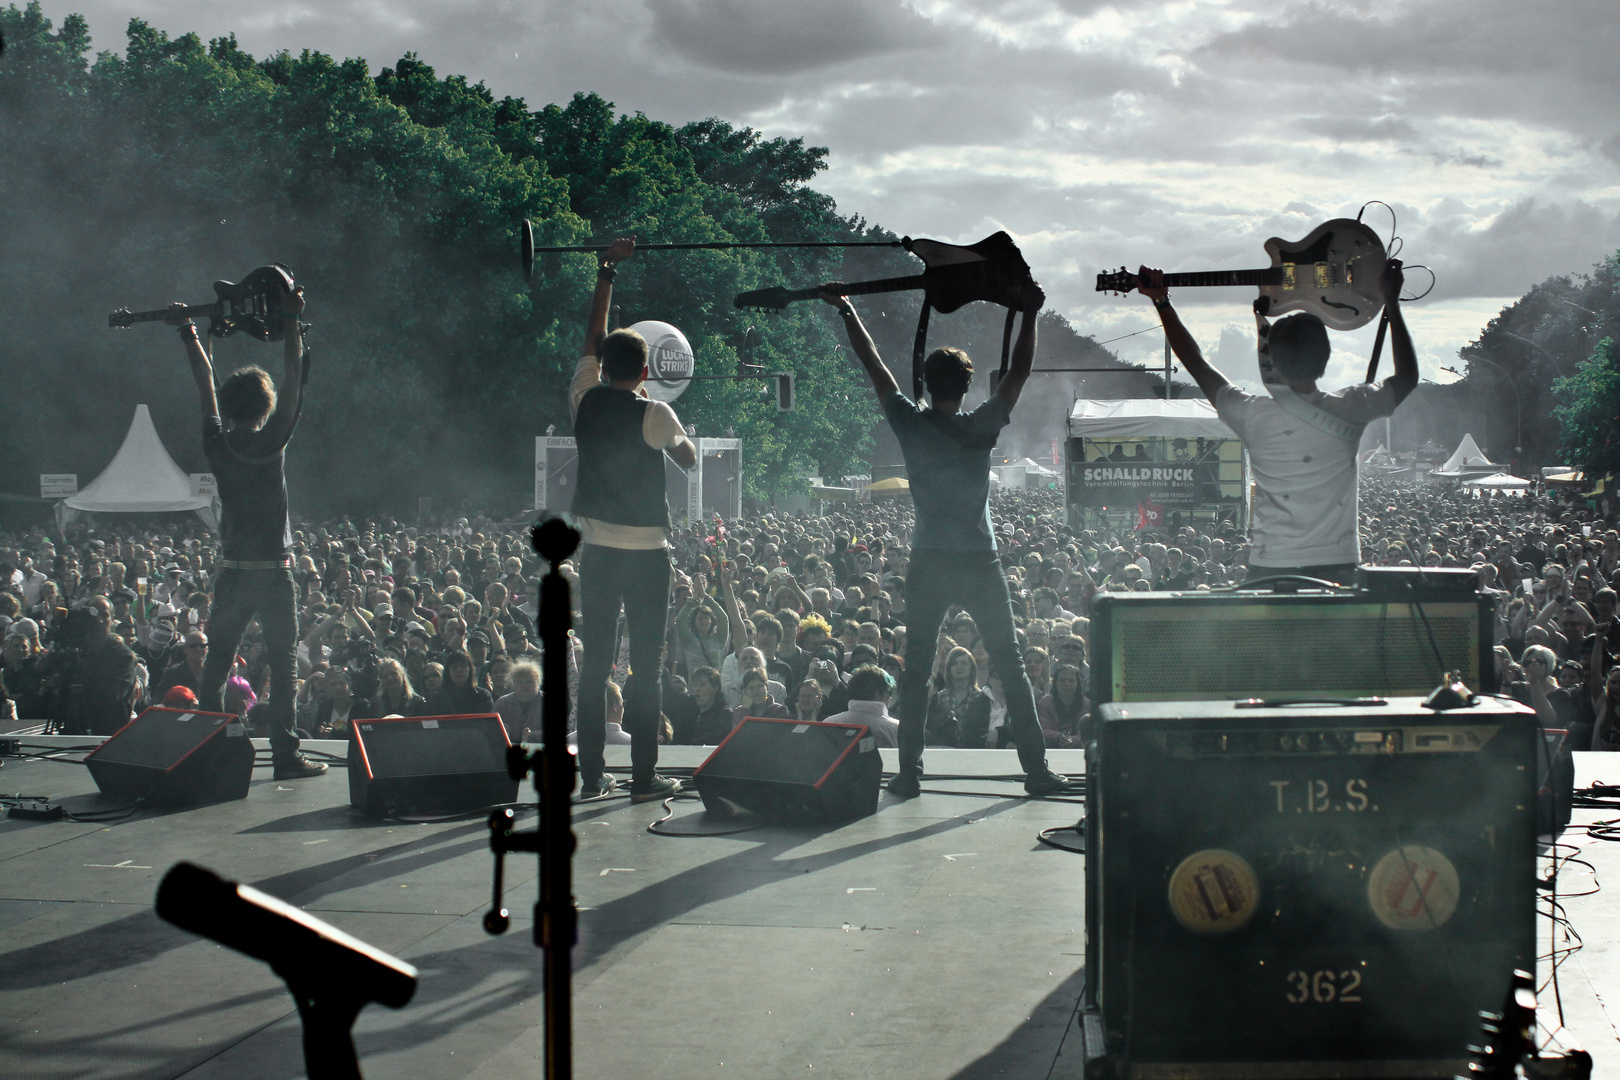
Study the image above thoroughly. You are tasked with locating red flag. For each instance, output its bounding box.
[1136,502,1148,531]
[1136,500,1165,531]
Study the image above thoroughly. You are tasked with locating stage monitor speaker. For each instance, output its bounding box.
[84,707,253,805]
[349,714,518,817]
[1082,695,1538,1080]
[693,717,880,822]
[1090,585,1492,706]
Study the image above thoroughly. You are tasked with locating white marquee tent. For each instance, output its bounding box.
[1462,472,1532,490]
[1431,433,1500,478]
[55,405,220,531]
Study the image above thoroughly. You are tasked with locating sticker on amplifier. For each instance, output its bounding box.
[1367,845,1459,930]
[1168,849,1260,933]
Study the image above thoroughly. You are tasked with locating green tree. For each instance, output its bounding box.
[0,5,887,519]
[1552,336,1620,482]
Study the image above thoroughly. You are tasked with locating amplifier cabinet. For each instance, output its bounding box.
[1090,590,1493,706]
[1087,697,1537,1079]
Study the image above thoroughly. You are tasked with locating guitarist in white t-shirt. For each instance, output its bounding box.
[1135,260,1416,584]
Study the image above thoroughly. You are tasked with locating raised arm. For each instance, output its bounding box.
[165,304,219,421]
[1380,259,1418,408]
[262,288,306,446]
[819,287,899,405]
[582,237,635,358]
[719,560,748,659]
[1136,267,1231,406]
[994,284,1046,409]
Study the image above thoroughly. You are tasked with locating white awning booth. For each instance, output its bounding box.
[1065,399,1250,532]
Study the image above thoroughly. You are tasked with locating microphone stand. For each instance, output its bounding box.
[484,517,581,1080]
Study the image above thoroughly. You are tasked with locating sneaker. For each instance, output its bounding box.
[886,771,921,799]
[272,755,329,780]
[629,775,682,803]
[1024,769,1078,796]
[577,775,619,801]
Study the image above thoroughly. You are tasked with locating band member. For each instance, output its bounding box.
[569,238,698,802]
[1137,261,1416,584]
[166,288,324,778]
[819,282,1072,798]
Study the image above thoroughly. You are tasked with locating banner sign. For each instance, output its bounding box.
[190,473,217,497]
[40,474,77,498]
[1068,438,1241,510]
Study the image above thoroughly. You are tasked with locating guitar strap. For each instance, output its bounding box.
[911,304,931,401]
[1264,382,1366,443]
[909,301,1019,399]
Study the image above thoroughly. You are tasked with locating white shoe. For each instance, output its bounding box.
[605,722,633,745]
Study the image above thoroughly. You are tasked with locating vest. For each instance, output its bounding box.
[571,387,670,528]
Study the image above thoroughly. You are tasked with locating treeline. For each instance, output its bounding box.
[0,4,1147,520]
[1397,254,1619,480]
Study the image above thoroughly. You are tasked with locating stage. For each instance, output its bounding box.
[2,740,1618,1080]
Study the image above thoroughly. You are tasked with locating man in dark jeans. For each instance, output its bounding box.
[819,280,1072,798]
[567,238,698,802]
[166,283,323,779]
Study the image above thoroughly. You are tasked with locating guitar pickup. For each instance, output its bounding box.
[1315,263,1330,289]
[1281,264,1297,289]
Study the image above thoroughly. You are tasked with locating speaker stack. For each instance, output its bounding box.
[693,717,881,822]
[1075,569,1544,1078]
[348,714,519,816]
[84,707,254,805]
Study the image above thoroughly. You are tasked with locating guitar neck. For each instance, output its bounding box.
[109,302,221,328]
[780,273,928,306]
[1160,268,1283,289]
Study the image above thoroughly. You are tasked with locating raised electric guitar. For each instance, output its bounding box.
[1096,218,1388,331]
[108,264,301,341]
[734,231,1034,315]
[736,232,1037,399]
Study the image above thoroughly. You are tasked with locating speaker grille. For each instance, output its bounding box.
[1111,602,1480,701]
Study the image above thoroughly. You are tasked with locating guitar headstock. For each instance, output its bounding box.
[108,308,136,329]
[1095,267,1138,296]
[733,287,793,312]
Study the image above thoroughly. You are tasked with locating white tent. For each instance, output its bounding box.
[55,405,220,531]
[1008,456,1058,477]
[1462,472,1532,490]
[1431,433,1500,478]
[1067,398,1237,439]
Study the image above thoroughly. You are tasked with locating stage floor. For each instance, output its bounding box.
[2,741,1618,1080]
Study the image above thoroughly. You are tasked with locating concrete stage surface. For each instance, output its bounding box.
[3,741,1618,1080]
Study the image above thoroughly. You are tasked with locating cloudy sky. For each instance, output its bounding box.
[45,0,1620,391]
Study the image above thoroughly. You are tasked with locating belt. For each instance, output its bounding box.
[218,558,292,570]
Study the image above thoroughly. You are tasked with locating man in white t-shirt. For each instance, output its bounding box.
[1136,260,1416,584]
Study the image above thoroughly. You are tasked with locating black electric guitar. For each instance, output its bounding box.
[734,231,1034,315]
[1096,218,1388,331]
[108,264,300,341]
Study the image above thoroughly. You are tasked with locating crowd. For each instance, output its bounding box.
[2,477,1616,754]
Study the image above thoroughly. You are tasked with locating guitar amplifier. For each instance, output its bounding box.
[1089,582,1493,706]
[1081,696,1538,1079]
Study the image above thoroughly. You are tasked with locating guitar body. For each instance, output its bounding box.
[733,231,1034,313]
[109,264,297,341]
[908,231,1033,313]
[1094,217,1389,331]
[1257,218,1387,330]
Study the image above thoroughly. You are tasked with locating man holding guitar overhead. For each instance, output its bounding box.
[163,283,325,779]
[818,281,1074,798]
[1136,259,1417,585]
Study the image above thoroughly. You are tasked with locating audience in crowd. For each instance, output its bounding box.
[2,477,1616,755]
